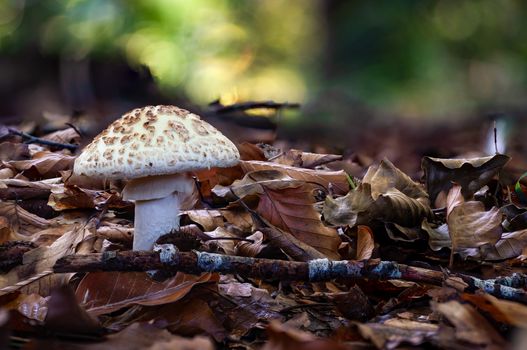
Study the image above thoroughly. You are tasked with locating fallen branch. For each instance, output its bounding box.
[7,128,78,151]
[53,247,527,304]
[210,101,300,114]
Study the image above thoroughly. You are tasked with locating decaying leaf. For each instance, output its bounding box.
[422,220,451,251]
[447,201,502,251]
[462,293,527,329]
[272,149,343,169]
[214,170,341,259]
[356,318,438,349]
[183,209,224,231]
[0,201,50,237]
[433,300,506,348]
[41,127,80,145]
[76,271,216,315]
[257,185,341,259]
[213,169,303,200]
[422,154,510,206]
[5,151,75,179]
[475,228,527,261]
[48,184,115,211]
[356,225,374,260]
[235,230,266,257]
[323,160,431,228]
[240,160,350,194]
[0,223,93,295]
[262,320,350,350]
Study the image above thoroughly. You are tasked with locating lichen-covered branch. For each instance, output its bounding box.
[53,246,527,304]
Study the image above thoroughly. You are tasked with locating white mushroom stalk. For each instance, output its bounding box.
[122,173,194,251]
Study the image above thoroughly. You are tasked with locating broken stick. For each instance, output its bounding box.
[53,246,527,304]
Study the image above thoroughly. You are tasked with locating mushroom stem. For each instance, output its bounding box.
[122,173,195,251]
[133,194,181,251]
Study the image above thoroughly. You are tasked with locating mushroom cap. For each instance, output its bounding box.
[74,105,240,179]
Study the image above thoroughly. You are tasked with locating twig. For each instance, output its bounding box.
[53,249,527,304]
[7,127,78,151]
[210,101,300,114]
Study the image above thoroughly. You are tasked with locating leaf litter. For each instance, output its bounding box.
[0,114,526,350]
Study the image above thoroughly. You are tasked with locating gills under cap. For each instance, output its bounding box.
[74,105,240,179]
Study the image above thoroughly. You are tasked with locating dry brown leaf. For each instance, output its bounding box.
[356,225,374,260]
[237,142,267,161]
[0,201,50,236]
[221,207,254,232]
[75,271,216,316]
[0,223,92,295]
[446,183,464,219]
[240,160,350,194]
[323,160,431,229]
[0,142,29,161]
[213,169,303,200]
[478,228,527,260]
[272,149,343,168]
[41,322,215,350]
[357,319,438,349]
[257,185,341,259]
[5,151,75,179]
[48,184,114,211]
[202,227,237,254]
[41,127,80,145]
[421,220,451,251]
[447,201,502,251]
[422,154,510,206]
[235,230,266,257]
[462,293,527,329]
[262,320,351,350]
[183,209,224,231]
[434,300,506,347]
[213,170,340,258]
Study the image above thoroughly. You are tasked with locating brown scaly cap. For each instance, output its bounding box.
[74,105,240,179]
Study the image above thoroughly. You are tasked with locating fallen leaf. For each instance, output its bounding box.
[36,322,215,350]
[75,271,216,315]
[0,142,29,161]
[478,228,527,260]
[262,320,350,350]
[183,209,224,231]
[447,201,502,251]
[0,223,92,295]
[213,169,303,200]
[257,184,341,259]
[48,184,114,211]
[356,225,374,260]
[462,293,527,329]
[422,155,510,206]
[41,127,80,145]
[323,160,431,229]
[433,300,506,348]
[45,285,103,336]
[0,201,50,236]
[241,160,350,194]
[272,149,343,168]
[422,220,451,251]
[235,230,266,257]
[5,151,75,179]
[214,170,341,258]
[357,319,438,349]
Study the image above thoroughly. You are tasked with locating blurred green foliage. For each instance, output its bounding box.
[1,0,527,117]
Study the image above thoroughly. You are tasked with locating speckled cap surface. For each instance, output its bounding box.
[74,105,240,179]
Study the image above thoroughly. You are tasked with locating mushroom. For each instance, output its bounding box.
[73,105,240,250]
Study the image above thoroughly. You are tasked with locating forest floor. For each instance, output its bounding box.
[0,103,526,349]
